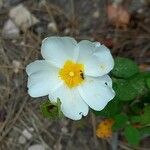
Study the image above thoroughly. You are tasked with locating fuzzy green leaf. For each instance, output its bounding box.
[111,57,139,78]
[124,125,140,146]
[129,102,144,115]
[114,80,137,101]
[128,73,147,95]
[141,92,150,104]
[93,98,123,117]
[140,105,150,125]
[130,116,141,123]
[113,114,128,130]
[139,127,150,138]
[147,78,150,90]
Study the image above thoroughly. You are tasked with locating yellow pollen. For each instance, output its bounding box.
[69,71,74,77]
[59,60,84,88]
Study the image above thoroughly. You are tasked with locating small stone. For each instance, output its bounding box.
[28,127,34,132]
[28,144,45,150]
[93,11,99,18]
[64,28,70,34]
[22,129,32,140]
[47,22,58,33]
[38,0,46,7]
[113,0,123,5]
[12,60,22,73]
[20,41,25,46]
[54,143,62,150]
[2,19,19,39]
[137,8,143,14]
[61,127,68,134]
[18,135,26,144]
[32,23,46,35]
[140,0,147,4]
[9,4,39,31]
[0,0,3,9]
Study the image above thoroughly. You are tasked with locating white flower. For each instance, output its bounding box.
[26,36,115,120]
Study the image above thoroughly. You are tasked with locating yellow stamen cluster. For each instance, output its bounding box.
[96,119,114,139]
[59,60,84,88]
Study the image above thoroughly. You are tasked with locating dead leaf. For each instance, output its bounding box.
[107,4,130,28]
[139,64,150,71]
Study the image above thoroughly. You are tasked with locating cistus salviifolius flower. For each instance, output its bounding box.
[26,36,115,120]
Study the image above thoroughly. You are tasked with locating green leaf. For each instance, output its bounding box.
[114,80,137,101]
[139,127,150,138]
[111,57,139,78]
[124,125,140,146]
[129,103,143,115]
[147,78,150,90]
[130,116,141,123]
[40,99,64,119]
[140,105,150,125]
[141,72,150,79]
[112,114,128,130]
[128,73,147,95]
[141,92,150,104]
[93,98,123,117]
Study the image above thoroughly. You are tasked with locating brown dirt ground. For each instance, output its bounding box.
[0,0,150,150]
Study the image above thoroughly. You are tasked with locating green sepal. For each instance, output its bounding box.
[40,99,64,120]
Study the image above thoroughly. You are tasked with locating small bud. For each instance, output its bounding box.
[40,99,64,120]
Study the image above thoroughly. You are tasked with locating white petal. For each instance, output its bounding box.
[76,41,114,76]
[75,40,100,76]
[75,40,97,62]
[41,36,77,68]
[78,76,115,111]
[93,44,114,75]
[27,65,62,97]
[26,60,52,76]
[48,85,89,120]
[99,75,113,88]
[82,56,101,76]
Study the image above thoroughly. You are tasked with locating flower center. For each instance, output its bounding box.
[69,71,74,77]
[59,60,84,88]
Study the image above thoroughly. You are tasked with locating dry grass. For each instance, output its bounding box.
[0,0,150,150]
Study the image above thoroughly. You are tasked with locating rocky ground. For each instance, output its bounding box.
[0,0,150,150]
